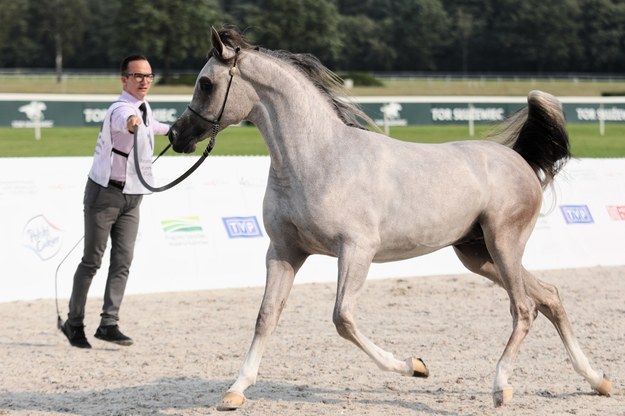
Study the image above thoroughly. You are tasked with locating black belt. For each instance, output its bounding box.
[108,179,125,190]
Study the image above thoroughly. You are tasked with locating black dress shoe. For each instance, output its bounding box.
[60,320,92,349]
[94,325,133,346]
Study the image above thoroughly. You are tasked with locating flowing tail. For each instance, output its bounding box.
[496,90,571,189]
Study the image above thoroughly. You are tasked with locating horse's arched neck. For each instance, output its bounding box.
[244,55,342,170]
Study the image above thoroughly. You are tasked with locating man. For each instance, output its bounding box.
[60,55,170,348]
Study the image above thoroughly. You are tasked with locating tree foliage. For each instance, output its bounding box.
[387,0,451,71]
[30,0,89,80]
[1,0,625,74]
[242,0,343,64]
[0,0,34,66]
[108,0,222,79]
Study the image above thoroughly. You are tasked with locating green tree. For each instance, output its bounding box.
[388,0,451,71]
[110,0,223,80]
[66,0,122,69]
[0,1,35,67]
[4,0,625,75]
[337,0,393,18]
[335,14,396,71]
[29,0,88,81]
[578,0,625,72]
[220,0,259,27]
[243,0,343,67]
[437,0,488,72]
[0,0,23,50]
[480,0,582,72]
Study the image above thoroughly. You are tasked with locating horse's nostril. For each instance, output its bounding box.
[168,128,177,144]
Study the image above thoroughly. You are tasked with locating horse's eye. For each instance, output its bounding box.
[198,78,212,93]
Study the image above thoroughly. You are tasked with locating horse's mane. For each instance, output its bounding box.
[215,26,377,130]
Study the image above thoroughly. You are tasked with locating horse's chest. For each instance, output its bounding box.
[263,192,346,251]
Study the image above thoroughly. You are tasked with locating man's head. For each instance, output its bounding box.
[121,55,154,100]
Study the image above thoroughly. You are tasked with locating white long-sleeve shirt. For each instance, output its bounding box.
[108,91,170,182]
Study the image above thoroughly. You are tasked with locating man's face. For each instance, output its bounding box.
[122,59,153,100]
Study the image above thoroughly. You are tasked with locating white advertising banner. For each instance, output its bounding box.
[1,156,624,303]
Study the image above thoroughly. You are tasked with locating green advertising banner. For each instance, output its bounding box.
[1,94,624,128]
[359,102,526,126]
[0,99,187,128]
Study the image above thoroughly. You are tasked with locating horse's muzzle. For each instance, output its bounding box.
[168,125,199,154]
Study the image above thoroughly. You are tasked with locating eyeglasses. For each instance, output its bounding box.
[124,72,155,82]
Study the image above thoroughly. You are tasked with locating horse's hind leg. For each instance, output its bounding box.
[333,242,429,379]
[218,243,307,411]
[454,241,611,405]
[454,238,540,405]
[523,271,611,396]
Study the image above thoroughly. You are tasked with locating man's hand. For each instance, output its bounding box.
[127,115,142,133]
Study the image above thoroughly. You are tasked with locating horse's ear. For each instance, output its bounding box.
[211,26,225,58]
[210,26,238,61]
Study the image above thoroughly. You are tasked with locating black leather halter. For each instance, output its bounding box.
[133,47,241,193]
[186,46,241,136]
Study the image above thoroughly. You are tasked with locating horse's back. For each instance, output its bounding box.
[362,133,539,202]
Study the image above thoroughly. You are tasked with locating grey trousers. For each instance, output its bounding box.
[68,178,143,327]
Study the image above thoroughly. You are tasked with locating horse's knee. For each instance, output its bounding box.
[255,301,285,335]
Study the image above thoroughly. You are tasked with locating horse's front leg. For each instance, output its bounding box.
[218,244,306,411]
[333,243,429,379]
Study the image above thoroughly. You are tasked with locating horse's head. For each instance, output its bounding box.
[168,26,255,153]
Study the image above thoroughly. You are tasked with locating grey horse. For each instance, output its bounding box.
[167,26,611,410]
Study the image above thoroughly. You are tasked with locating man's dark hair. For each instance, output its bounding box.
[120,54,148,74]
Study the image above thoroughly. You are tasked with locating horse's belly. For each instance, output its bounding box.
[265,189,482,261]
[372,231,466,262]
[371,209,480,262]
[372,244,442,263]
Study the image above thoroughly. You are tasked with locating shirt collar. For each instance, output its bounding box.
[119,90,145,108]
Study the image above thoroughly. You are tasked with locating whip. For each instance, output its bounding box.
[54,236,84,330]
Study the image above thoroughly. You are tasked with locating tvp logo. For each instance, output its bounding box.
[222,216,263,238]
[560,205,594,224]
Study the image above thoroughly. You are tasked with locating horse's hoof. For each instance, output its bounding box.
[493,388,513,407]
[593,375,612,396]
[407,357,429,378]
[216,391,246,411]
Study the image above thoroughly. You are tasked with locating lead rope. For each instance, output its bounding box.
[132,128,216,193]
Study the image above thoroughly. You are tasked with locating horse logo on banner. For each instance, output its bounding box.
[19,101,47,123]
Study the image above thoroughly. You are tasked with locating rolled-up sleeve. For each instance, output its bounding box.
[151,119,170,135]
[110,105,136,133]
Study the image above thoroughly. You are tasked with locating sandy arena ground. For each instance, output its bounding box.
[0,266,623,415]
